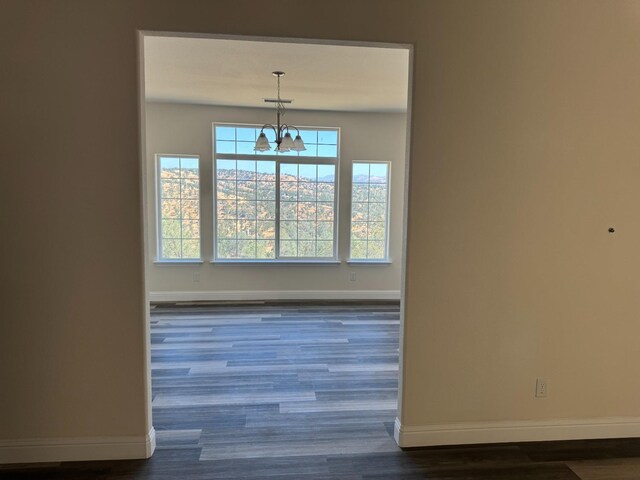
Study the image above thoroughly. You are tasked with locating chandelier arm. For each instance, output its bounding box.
[260,124,278,136]
[280,124,300,134]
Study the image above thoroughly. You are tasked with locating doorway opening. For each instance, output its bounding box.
[138,32,413,462]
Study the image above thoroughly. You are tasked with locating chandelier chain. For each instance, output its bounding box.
[277,74,286,121]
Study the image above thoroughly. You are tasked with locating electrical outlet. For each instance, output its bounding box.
[193,272,200,283]
[350,272,357,282]
[535,378,548,398]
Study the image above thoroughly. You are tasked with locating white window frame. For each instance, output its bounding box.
[155,154,202,263]
[348,160,392,263]
[212,123,340,263]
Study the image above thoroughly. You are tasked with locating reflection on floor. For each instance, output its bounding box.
[4,301,640,479]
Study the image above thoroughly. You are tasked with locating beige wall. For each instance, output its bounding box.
[400,0,640,431]
[2,0,640,458]
[145,102,406,296]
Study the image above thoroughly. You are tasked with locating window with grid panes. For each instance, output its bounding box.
[156,155,200,260]
[349,162,390,261]
[214,124,338,261]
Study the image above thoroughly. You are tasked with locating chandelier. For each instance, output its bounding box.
[254,71,306,153]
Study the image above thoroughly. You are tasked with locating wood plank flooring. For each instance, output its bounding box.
[3,301,640,479]
[150,302,401,463]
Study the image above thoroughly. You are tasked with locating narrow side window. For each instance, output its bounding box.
[350,162,391,261]
[157,155,200,260]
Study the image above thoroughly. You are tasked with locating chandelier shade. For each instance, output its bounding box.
[280,132,295,150]
[293,135,306,151]
[254,71,306,153]
[254,132,271,151]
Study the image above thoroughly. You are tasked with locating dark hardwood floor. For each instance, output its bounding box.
[3,301,640,479]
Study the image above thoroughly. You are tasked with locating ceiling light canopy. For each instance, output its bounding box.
[254,71,306,153]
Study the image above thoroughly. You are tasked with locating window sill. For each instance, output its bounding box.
[153,259,204,265]
[210,259,341,265]
[346,259,392,265]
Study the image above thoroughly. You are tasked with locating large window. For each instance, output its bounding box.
[156,155,200,260]
[214,124,338,261]
[349,162,390,261]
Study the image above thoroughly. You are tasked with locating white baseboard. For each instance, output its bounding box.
[0,427,156,464]
[394,417,640,448]
[149,290,401,302]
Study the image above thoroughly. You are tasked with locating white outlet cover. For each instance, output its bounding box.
[535,378,548,398]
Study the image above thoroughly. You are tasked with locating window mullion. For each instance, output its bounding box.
[367,174,371,258]
[216,153,336,165]
[275,161,281,260]
[314,165,319,258]
[234,166,238,259]
[253,175,257,259]
[179,159,184,258]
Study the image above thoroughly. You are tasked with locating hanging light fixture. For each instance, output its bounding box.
[254,71,306,153]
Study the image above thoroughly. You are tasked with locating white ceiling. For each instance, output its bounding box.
[143,36,409,113]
